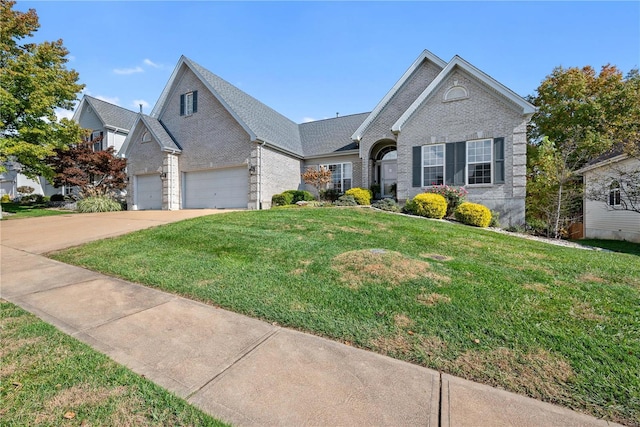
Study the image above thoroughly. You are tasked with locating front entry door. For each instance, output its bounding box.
[381,160,397,198]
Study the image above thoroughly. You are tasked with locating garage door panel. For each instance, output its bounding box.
[184,168,247,209]
[136,175,162,210]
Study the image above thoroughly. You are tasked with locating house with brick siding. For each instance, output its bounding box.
[122,49,535,225]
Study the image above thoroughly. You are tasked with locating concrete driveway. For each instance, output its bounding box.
[1,209,231,254]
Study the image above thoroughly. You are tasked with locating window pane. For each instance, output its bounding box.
[423,145,444,167]
[468,163,491,184]
[186,93,193,115]
[343,163,352,179]
[424,166,444,186]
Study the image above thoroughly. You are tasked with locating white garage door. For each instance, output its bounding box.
[184,167,248,208]
[136,174,162,210]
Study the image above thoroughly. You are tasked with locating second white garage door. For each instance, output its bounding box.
[184,167,248,208]
[136,174,162,210]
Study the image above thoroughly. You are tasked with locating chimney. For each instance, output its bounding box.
[336,112,339,118]
[139,104,143,113]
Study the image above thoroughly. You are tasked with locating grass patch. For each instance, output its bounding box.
[51,208,640,425]
[576,238,640,256]
[0,300,227,426]
[1,202,73,220]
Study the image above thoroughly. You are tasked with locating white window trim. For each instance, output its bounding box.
[185,92,194,116]
[609,181,621,206]
[466,138,493,185]
[422,144,445,187]
[320,162,352,192]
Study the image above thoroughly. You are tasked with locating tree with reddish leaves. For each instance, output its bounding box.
[47,134,127,198]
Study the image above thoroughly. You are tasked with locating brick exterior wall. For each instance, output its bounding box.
[252,145,303,209]
[396,69,529,225]
[158,66,253,174]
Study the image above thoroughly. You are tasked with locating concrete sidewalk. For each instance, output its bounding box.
[0,212,622,426]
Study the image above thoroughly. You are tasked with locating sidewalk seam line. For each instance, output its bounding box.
[185,327,281,400]
[77,298,177,333]
[438,372,443,427]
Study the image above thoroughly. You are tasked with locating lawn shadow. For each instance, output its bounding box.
[574,239,640,256]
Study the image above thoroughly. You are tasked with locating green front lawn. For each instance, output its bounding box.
[1,202,74,219]
[52,208,640,426]
[0,301,227,426]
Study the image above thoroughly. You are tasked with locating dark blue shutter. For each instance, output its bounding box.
[494,137,505,184]
[180,94,185,116]
[454,141,466,185]
[192,91,198,113]
[412,146,422,187]
[446,142,466,185]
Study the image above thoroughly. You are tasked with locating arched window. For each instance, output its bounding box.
[609,180,621,206]
[444,85,468,101]
[141,131,151,143]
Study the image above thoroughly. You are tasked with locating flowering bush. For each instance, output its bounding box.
[425,185,468,217]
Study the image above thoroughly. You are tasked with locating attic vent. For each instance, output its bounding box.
[444,86,468,101]
[141,131,151,143]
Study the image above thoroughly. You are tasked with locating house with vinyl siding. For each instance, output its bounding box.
[121,49,535,226]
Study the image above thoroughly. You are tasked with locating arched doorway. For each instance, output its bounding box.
[371,142,397,199]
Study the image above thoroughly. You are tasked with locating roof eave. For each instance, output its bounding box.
[576,153,629,174]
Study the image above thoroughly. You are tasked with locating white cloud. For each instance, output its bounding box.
[55,107,75,121]
[143,58,161,68]
[113,66,144,75]
[95,95,120,105]
[302,117,316,123]
[133,99,150,112]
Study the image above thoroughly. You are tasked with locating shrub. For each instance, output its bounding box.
[320,188,341,202]
[425,185,467,217]
[1,194,11,203]
[271,192,294,207]
[345,187,372,205]
[50,194,65,202]
[283,190,315,203]
[372,198,400,212]
[489,210,500,228]
[334,194,358,206]
[76,196,122,213]
[406,193,447,219]
[19,194,45,205]
[455,202,492,227]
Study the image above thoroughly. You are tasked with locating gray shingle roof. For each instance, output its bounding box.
[141,115,182,152]
[299,113,370,157]
[84,96,138,130]
[185,58,304,156]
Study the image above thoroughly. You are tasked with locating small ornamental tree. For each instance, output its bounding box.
[47,136,127,198]
[301,166,332,197]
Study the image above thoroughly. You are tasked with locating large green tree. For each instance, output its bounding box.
[0,0,84,179]
[527,64,640,237]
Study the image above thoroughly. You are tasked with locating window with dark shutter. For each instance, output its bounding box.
[412,146,422,187]
[445,141,466,186]
[180,94,185,116]
[192,90,198,113]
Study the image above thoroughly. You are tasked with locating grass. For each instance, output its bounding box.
[576,238,640,256]
[1,202,74,220]
[51,208,640,426]
[0,300,227,426]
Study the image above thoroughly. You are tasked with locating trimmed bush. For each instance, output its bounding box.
[320,188,341,202]
[454,202,492,227]
[406,193,447,219]
[334,194,358,206]
[50,194,65,202]
[283,190,315,203]
[77,196,122,213]
[372,198,401,212]
[271,192,294,207]
[425,185,467,217]
[345,187,372,205]
[1,194,11,203]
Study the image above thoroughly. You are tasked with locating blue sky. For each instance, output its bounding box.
[17,1,640,123]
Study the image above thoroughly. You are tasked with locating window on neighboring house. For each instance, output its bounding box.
[321,162,352,192]
[467,139,492,184]
[422,144,444,186]
[180,90,198,116]
[609,180,621,206]
[91,131,104,152]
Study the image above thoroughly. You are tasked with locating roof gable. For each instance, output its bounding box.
[121,114,182,157]
[299,113,370,157]
[350,50,447,142]
[392,56,536,133]
[73,95,138,131]
[151,56,303,157]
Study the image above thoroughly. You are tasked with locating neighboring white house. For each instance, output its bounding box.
[0,96,137,198]
[577,151,640,243]
[122,49,536,225]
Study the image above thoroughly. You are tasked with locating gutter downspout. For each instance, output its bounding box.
[258,140,266,210]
